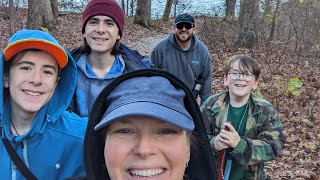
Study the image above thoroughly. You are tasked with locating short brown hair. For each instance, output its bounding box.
[224,54,260,80]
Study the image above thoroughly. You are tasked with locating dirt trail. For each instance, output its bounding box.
[123,31,169,56]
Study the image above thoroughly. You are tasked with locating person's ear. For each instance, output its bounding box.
[3,74,9,88]
[223,75,228,87]
[252,79,259,91]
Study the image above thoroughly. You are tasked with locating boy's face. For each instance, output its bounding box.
[4,50,59,114]
[224,60,258,99]
[83,15,120,54]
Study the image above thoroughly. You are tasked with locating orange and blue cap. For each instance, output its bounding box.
[3,29,68,69]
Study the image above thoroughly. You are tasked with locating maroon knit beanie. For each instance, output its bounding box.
[81,0,125,37]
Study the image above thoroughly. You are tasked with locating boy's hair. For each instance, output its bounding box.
[224,54,260,80]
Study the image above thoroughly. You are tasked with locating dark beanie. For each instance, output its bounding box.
[81,0,125,37]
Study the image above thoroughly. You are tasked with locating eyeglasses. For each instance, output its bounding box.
[175,23,194,30]
[228,71,255,82]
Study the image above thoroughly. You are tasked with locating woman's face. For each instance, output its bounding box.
[104,116,190,180]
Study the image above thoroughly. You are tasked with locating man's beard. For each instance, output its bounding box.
[175,32,193,43]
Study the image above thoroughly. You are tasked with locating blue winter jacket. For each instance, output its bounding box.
[70,44,151,117]
[0,30,87,180]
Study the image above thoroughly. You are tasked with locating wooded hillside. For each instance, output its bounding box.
[0,0,319,179]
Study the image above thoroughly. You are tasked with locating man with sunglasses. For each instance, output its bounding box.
[151,13,212,104]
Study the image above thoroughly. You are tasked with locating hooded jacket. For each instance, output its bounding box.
[80,69,217,180]
[151,33,212,104]
[70,44,151,117]
[0,30,87,180]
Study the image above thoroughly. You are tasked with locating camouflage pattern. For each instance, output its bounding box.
[200,92,285,180]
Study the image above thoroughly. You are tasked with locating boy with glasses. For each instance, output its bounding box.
[201,54,285,179]
[151,13,212,104]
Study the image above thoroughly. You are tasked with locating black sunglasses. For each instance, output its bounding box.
[175,23,194,30]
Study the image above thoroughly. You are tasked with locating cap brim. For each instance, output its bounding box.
[94,101,194,131]
[175,21,194,25]
[4,39,68,68]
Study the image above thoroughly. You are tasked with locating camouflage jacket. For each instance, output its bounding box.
[200,92,285,180]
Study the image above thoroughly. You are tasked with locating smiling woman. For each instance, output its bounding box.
[70,69,218,180]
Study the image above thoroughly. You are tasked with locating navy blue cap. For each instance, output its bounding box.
[94,76,194,131]
[175,13,195,25]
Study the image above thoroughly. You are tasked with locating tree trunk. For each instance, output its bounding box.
[50,0,58,19]
[268,0,281,42]
[265,0,271,15]
[42,0,55,30]
[225,0,236,18]
[121,0,125,15]
[134,0,151,28]
[9,0,15,35]
[235,0,259,48]
[162,0,173,21]
[126,0,129,16]
[27,0,43,29]
[130,0,134,16]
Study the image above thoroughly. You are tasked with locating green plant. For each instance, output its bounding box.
[275,77,303,96]
[40,27,49,32]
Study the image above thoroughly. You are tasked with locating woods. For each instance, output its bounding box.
[0,0,319,179]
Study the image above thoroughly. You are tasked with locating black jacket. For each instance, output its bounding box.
[73,69,217,180]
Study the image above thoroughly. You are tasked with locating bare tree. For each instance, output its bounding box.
[268,0,281,42]
[225,0,236,18]
[134,0,151,28]
[27,0,43,29]
[235,0,259,48]
[50,0,58,19]
[265,0,272,15]
[121,0,125,15]
[42,0,55,30]
[27,0,56,30]
[9,0,14,35]
[130,0,134,16]
[162,0,174,21]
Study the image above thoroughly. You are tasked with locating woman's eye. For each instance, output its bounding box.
[160,129,177,134]
[115,129,132,134]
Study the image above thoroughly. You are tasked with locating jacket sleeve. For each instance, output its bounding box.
[230,106,286,166]
[199,52,212,104]
[200,97,219,156]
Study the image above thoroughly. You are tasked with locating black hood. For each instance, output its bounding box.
[83,69,217,180]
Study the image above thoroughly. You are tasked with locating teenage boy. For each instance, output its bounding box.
[71,0,151,117]
[151,13,212,104]
[0,29,87,179]
[201,54,285,179]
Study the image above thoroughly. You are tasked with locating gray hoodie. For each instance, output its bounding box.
[151,32,212,103]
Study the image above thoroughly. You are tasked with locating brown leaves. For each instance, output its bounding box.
[0,9,319,179]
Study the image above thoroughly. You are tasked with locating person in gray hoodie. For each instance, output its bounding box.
[151,13,212,104]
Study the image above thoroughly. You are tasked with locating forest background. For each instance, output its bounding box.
[0,0,319,179]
